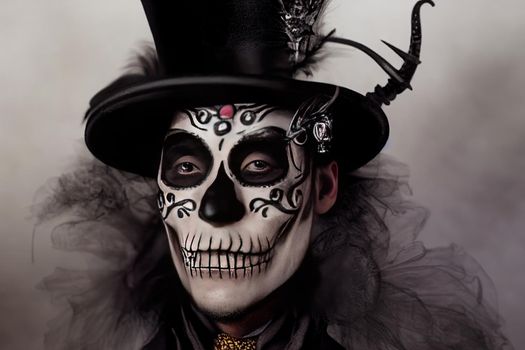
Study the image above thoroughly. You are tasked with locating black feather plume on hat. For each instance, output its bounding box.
[278,0,335,76]
[125,43,161,77]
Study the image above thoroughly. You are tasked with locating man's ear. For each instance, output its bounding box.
[314,160,339,214]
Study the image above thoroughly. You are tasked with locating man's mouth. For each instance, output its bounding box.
[176,219,295,279]
[180,246,274,279]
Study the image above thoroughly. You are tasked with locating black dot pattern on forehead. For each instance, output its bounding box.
[196,109,212,124]
[240,111,256,125]
[214,121,232,136]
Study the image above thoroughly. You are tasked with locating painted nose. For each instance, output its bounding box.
[199,163,245,224]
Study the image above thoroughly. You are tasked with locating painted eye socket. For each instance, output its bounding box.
[229,128,289,186]
[161,133,213,188]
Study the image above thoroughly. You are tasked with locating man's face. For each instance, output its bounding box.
[157,104,315,318]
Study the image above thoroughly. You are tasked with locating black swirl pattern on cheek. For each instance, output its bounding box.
[249,188,303,218]
[157,190,196,219]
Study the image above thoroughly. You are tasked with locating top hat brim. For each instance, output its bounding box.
[85,75,389,178]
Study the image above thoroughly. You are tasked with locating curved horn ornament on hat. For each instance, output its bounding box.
[367,0,436,105]
[322,0,435,106]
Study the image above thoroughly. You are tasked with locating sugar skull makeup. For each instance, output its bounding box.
[157,104,315,318]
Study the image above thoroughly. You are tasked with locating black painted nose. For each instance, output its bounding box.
[199,163,245,224]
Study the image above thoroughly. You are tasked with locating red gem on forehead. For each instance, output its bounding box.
[219,105,234,119]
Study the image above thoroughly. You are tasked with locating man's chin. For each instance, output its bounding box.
[188,279,265,321]
[195,302,249,323]
[188,272,294,325]
[191,290,257,322]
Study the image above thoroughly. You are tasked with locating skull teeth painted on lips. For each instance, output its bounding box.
[179,233,276,279]
[181,248,274,279]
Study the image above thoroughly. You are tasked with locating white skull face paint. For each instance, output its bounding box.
[157,104,314,318]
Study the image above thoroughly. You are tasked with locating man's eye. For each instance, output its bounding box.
[162,155,210,188]
[242,160,271,173]
[238,152,285,185]
[175,161,201,174]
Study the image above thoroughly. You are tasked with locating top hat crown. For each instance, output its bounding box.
[143,0,291,77]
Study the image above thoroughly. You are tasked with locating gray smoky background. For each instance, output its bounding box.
[0,0,523,348]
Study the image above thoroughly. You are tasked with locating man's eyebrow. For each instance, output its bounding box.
[236,126,287,143]
[165,128,192,136]
[163,130,208,149]
[164,129,203,143]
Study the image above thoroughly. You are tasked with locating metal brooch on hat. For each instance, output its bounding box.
[287,87,339,155]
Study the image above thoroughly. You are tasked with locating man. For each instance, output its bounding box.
[37,0,512,349]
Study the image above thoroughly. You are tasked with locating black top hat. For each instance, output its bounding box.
[84,0,433,177]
